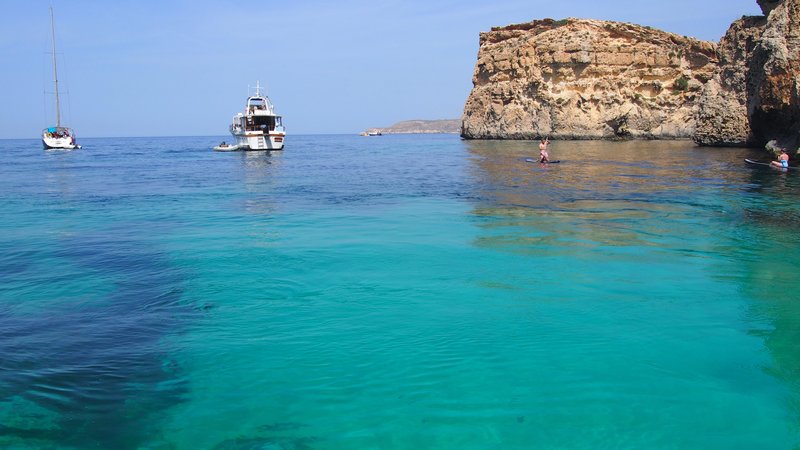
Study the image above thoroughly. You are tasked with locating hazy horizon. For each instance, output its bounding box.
[1,0,763,139]
[1,131,464,140]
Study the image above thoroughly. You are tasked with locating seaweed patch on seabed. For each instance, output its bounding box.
[0,232,196,449]
[255,422,311,433]
[744,208,800,229]
[213,436,320,450]
[211,423,318,450]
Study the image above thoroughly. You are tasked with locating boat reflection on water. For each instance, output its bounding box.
[238,150,283,216]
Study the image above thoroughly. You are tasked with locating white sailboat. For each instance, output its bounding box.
[42,6,80,150]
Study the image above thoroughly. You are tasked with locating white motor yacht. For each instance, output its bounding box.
[229,81,285,150]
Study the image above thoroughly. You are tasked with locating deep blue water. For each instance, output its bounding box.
[1,135,799,449]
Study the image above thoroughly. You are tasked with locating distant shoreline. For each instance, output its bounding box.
[365,119,460,135]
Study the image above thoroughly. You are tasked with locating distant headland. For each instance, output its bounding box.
[364,119,460,135]
[461,0,800,152]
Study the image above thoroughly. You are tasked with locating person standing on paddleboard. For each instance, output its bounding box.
[538,138,550,163]
[771,148,789,168]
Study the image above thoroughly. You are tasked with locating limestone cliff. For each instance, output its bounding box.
[695,0,800,149]
[461,18,718,140]
[749,0,800,150]
[693,16,766,146]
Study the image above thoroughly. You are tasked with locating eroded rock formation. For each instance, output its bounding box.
[696,0,800,149]
[693,16,766,146]
[461,18,718,140]
[462,1,800,151]
[749,0,800,150]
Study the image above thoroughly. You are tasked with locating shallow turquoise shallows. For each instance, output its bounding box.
[1,135,799,449]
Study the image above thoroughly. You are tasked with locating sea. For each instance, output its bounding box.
[0,134,798,449]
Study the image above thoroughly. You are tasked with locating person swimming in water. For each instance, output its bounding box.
[538,138,550,163]
[771,148,789,168]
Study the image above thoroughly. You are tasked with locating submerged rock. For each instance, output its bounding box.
[213,436,318,450]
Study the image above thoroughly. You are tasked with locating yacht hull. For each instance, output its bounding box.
[232,132,285,150]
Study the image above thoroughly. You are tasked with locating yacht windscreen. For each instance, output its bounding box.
[249,99,267,109]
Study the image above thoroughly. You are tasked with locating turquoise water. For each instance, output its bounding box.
[1,135,799,449]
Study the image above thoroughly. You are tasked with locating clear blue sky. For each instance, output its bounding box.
[0,0,763,138]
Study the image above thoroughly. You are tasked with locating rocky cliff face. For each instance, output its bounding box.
[695,0,800,149]
[461,18,718,140]
[463,1,800,150]
[693,16,766,146]
[749,0,800,150]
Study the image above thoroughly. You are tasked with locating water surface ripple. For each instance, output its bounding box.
[0,135,798,449]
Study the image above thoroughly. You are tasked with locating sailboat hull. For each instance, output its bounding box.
[42,128,80,149]
[42,140,80,150]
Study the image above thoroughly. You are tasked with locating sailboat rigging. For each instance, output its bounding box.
[42,6,80,150]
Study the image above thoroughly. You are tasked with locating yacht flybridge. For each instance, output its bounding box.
[227,81,285,151]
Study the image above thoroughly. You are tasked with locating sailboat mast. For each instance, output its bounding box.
[49,6,61,128]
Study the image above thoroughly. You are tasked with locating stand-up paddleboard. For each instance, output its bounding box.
[525,158,561,164]
[744,158,795,170]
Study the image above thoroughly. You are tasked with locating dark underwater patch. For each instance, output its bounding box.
[213,435,320,450]
[0,231,194,449]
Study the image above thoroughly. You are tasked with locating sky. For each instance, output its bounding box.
[0,0,763,138]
